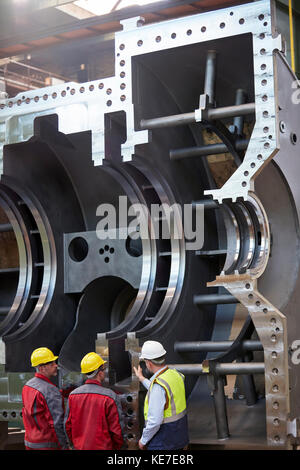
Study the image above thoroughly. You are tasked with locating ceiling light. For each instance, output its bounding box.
[74,0,165,16]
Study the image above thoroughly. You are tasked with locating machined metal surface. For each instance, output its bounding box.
[0,0,298,450]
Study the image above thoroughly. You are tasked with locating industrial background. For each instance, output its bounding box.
[0,0,299,451]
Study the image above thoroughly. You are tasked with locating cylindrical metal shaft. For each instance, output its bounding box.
[233,88,247,136]
[241,354,258,406]
[140,103,255,130]
[213,376,230,439]
[170,139,249,160]
[204,50,217,106]
[192,199,219,210]
[0,307,10,314]
[215,362,265,375]
[193,294,239,305]
[209,103,255,120]
[174,340,263,353]
[0,223,13,233]
[168,362,265,375]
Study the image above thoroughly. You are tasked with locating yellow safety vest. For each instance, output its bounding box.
[144,367,187,424]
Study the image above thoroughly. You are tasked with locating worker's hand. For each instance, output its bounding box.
[138,439,147,450]
[133,365,145,382]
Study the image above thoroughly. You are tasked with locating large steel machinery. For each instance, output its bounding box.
[0,0,299,449]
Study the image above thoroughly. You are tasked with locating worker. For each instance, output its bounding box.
[64,352,124,450]
[133,340,189,451]
[22,347,68,450]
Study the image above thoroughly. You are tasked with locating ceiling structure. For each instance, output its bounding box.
[0,0,249,97]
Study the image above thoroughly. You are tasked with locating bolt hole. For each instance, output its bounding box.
[69,237,89,262]
[126,234,142,257]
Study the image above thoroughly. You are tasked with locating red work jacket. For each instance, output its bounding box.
[22,373,68,450]
[64,379,124,450]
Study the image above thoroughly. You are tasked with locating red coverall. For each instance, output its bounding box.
[22,373,68,450]
[64,379,124,450]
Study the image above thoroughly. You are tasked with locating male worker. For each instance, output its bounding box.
[133,340,189,451]
[64,352,124,450]
[22,347,68,450]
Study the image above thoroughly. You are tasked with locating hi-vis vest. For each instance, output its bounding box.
[144,367,187,424]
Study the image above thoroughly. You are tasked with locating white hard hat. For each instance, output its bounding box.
[140,341,166,360]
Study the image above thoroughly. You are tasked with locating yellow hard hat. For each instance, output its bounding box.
[81,352,106,374]
[31,347,58,367]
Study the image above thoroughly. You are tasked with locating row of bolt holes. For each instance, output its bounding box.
[241,130,298,187]
[241,59,273,188]
[125,395,135,439]
[1,411,21,419]
[122,12,268,49]
[245,281,282,440]
[1,81,126,110]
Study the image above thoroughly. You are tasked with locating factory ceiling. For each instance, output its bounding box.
[0,0,248,59]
